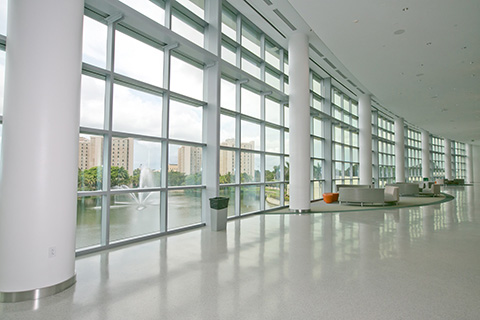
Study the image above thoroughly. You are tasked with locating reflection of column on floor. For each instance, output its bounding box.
[467,187,475,222]
[199,227,227,319]
[396,208,410,258]
[359,223,380,270]
[445,200,458,230]
[289,215,314,286]
[422,206,435,240]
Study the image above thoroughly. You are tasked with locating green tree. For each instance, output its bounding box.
[219,172,233,184]
[132,168,141,188]
[110,166,130,187]
[78,166,103,191]
[168,170,186,186]
[186,172,202,186]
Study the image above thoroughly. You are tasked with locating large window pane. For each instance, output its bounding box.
[265,155,280,182]
[222,9,237,41]
[119,0,165,24]
[313,159,322,180]
[172,13,204,47]
[115,31,164,87]
[265,99,280,125]
[82,16,107,68]
[110,138,162,189]
[240,185,260,214]
[78,134,104,191]
[241,87,260,118]
[76,196,102,249]
[168,189,202,229]
[220,149,236,184]
[176,0,204,18]
[242,24,260,56]
[265,127,280,153]
[168,144,202,186]
[240,152,260,182]
[220,186,236,217]
[265,184,280,209]
[169,100,203,142]
[241,56,260,79]
[221,78,236,111]
[80,75,105,129]
[112,84,162,137]
[241,120,260,151]
[221,43,237,65]
[265,41,280,69]
[170,56,203,100]
[220,114,236,145]
[109,191,161,241]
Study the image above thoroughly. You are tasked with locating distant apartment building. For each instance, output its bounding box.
[168,164,179,172]
[219,138,255,177]
[78,136,134,175]
[178,146,202,175]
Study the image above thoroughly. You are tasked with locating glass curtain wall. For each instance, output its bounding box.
[376,114,395,186]
[431,136,445,179]
[406,128,422,182]
[331,87,359,190]
[219,4,289,216]
[78,0,208,250]
[310,74,325,199]
[452,141,466,179]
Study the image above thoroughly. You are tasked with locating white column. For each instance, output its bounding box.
[359,94,372,185]
[421,130,430,180]
[288,32,310,211]
[394,117,405,182]
[0,0,83,299]
[466,144,473,184]
[444,139,452,180]
[203,0,222,216]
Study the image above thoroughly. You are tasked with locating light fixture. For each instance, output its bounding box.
[402,7,409,11]
[394,29,405,35]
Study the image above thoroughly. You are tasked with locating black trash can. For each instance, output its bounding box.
[209,197,229,231]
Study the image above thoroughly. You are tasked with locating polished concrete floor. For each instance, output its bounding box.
[1,185,479,319]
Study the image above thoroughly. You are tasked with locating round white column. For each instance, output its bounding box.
[466,144,473,184]
[421,130,430,180]
[0,0,83,300]
[288,32,310,211]
[359,94,372,185]
[394,117,405,182]
[444,139,452,180]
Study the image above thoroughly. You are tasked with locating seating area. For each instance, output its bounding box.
[338,186,399,206]
[385,182,419,196]
[323,181,443,205]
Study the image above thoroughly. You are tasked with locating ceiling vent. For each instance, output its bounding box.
[323,58,336,70]
[273,9,297,31]
[336,70,347,79]
[347,80,357,87]
[243,0,286,38]
[263,0,273,5]
[309,44,324,57]
[358,88,365,94]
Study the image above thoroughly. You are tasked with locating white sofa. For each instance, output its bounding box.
[386,182,419,196]
[335,184,371,192]
[339,187,399,206]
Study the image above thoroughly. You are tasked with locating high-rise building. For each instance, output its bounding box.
[220,139,255,177]
[178,146,202,175]
[78,136,134,175]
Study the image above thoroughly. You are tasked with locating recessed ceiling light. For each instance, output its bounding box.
[462,46,467,49]
[426,42,432,45]
[432,95,438,99]
[416,73,424,77]
[353,19,359,23]
[402,7,409,11]
[394,29,405,35]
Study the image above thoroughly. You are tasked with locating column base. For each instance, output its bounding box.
[0,274,76,303]
[290,209,311,213]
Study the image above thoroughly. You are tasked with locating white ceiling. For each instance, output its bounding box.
[233,0,480,146]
